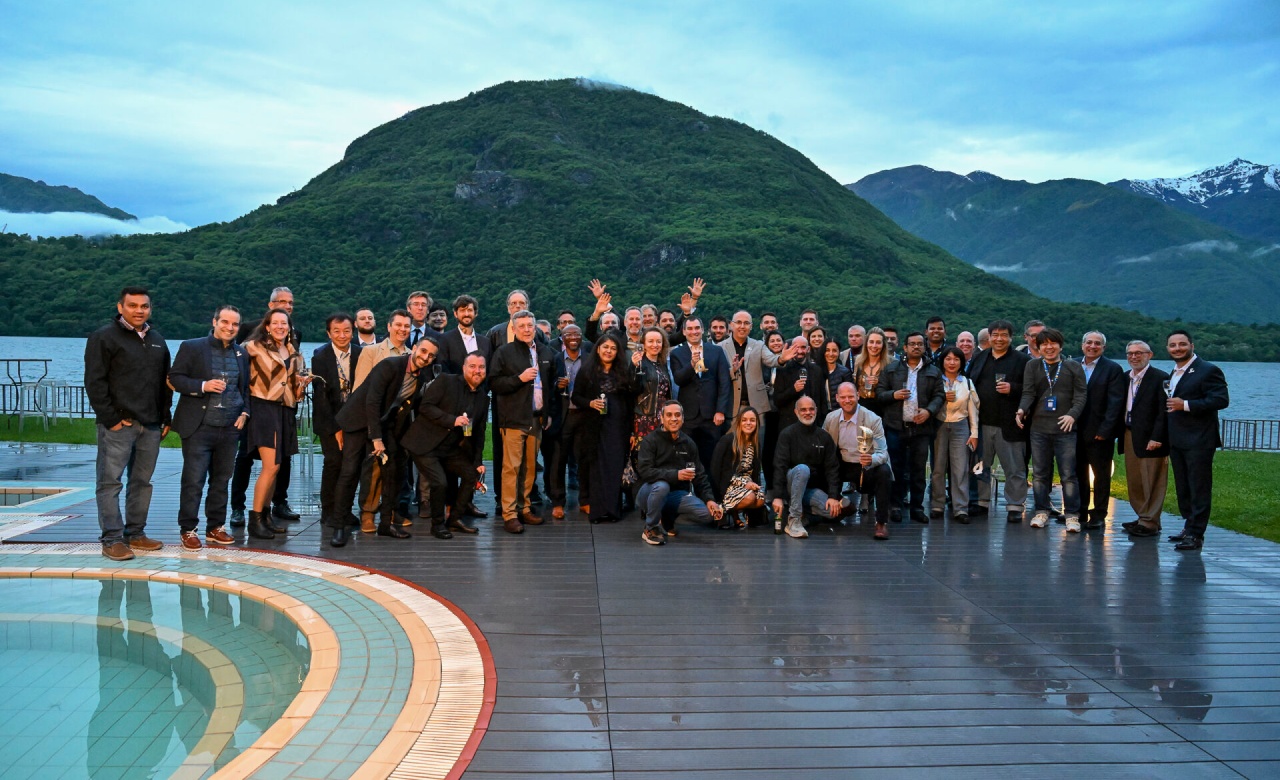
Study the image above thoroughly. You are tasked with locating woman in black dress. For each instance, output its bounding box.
[710,406,765,529]
[571,332,634,523]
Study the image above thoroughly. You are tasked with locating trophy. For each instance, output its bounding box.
[856,426,875,489]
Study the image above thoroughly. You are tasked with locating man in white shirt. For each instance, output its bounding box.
[822,382,893,539]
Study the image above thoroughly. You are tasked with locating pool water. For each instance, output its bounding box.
[0,577,310,779]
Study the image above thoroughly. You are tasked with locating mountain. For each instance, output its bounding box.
[1110,159,1280,243]
[849,166,1280,325]
[2,79,1278,360]
[0,173,135,220]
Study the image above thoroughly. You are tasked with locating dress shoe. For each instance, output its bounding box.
[330,526,351,547]
[552,506,565,520]
[272,503,301,522]
[205,527,235,546]
[180,531,202,551]
[431,526,453,539]
[101,541,135,561]
[377,522,411,539]
[954,513,970,525]
[890,508,903,523]
[929,508,944,520]
[1127,524,1160,538]
[1007,510,1023,524]
[463,503,488,518]
[247,510,276,540]
[503,518,524,534]
[447,516,479,534]
[1083,519,1104,530]
[519,510,544,526]
[911,509,928,524]
[361,513,377,533]
[970,504,989,517]
[1122,520,1141,532]
[1174,534,1203,551]
[127,535,163,551]
[874,523,889,540]
[1168,529,1189,542]
[229,508,246,528]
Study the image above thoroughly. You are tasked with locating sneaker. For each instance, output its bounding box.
[126,535,163,551]
[786,518,809,538]
[181,531,202,550]
[665,526,678,538]
[101,542,135,561]
[642,527,666,545]
[1029,512,1049,529]
[205,527,235,546]
[1065,516,1082,533]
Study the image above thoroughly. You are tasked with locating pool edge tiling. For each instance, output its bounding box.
[0,544,495,780]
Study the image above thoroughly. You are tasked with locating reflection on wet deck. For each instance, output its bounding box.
[6,442,1280,778]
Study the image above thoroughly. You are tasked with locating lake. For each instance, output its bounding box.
[3,335,1279,420]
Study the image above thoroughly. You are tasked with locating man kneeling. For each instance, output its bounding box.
[822,382,893,540]
[770,396,842,539]
[636,401,724,545]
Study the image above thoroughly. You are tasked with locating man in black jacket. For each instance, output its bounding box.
[402,352,490,540]
[877,332,945,524]
[311,313,361,533]
[489,310,562,534]
[330,338,439,543]
[669,317,733,470]
[1163,330,1230,551]
[773,336,823,431]
[84,286,173,561]
[636,401,723,545]
[1118,340,1171,538]
[1075,331,1127,529]
[769,396,842,539]
[169,305,251,549]
[968,320,1031,523]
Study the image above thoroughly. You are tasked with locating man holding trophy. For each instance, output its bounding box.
[823,382,893,540]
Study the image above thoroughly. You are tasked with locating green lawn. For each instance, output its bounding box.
[1,416,183,448]
[1110,450,1280,543]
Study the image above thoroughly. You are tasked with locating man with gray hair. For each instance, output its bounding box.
[1118,341,1171,538]
[1075,330,1126,528]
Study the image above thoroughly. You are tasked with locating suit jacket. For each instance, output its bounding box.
[438,327,492,375]
[1166,357,1229,451]
[1118,365,1170,457]
[1076,355,1126,441]
[669,341,732,426]
[311,342,363,438]
[489,339,562,432]
[400,373,489,465]
[822,406,890,470]
[720,336,778,414]
[169,335,250,438]
[353,339,408,390]
[876,359,945,433]
[336,355,420,442]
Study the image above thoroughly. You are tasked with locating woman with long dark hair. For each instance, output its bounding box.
[761,329,786,488]
[571,332,634,523]
[820,339,852,415]
[243,309,310,539]
[710,406,766,529]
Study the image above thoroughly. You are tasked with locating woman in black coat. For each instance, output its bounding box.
[819,339,853,415]
[570,332,635,523]
[710,406,765,529]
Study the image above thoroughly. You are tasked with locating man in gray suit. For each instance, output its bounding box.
[720,310,780,427]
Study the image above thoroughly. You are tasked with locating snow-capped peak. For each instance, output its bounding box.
[1124,158,1279,205]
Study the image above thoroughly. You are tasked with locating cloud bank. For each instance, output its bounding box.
[0,211,190,238]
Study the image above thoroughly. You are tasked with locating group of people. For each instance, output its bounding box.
[83,277,1230,560]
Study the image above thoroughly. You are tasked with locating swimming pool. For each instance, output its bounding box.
[0,577,309,779]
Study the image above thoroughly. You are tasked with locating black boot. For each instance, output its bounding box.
[247,510,275,540]
[330,526,351,547]
[272,502,301,522]
[264,511,288,534]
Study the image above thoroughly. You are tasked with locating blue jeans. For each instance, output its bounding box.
[785,464,837,523]
[1029,430,1080,515]
[95,422,163,544]
[637,481,711,530]
[179,423,240,533]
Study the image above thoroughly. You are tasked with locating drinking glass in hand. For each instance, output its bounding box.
[210,371,230,409]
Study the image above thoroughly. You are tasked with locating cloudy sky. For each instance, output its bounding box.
[2,0,1277,232]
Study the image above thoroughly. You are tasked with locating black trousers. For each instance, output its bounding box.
[1171,445,1215,537]
[548,409,593,507]
[838,460,892,524]
[411,450,479,528]
[1077,435,1117,520]
[318,431,342,521]
[230,430,291,511]
[888,427,931,510]
[331,429,369,530]
[687,420,725,473]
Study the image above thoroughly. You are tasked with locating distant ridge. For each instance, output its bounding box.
[1109,158,1280,243]
[0,173,136,221]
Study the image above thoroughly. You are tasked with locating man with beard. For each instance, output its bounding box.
[772,336,823,431]
[1162,330,1230,551]
[840,325,866,371]
[879,332,945,523]
[636,402,724,545]
[546,324,592,519]
[708,315,729,345]
[354,308,380,346]
[771,396,843,539]
[439,295,491,374]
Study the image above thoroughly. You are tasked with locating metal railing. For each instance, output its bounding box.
[1220,419,1280,452]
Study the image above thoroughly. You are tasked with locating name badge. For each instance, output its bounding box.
[1045,397,1057,412]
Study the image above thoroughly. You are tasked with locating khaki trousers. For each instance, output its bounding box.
[500,426,541,520]
[1123,429,1168,528]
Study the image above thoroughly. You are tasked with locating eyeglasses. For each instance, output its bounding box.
[1125,351,1151,357]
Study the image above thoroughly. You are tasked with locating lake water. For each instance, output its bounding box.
[2,335,1279,420]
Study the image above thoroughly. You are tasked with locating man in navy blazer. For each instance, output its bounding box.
[1075,331,1127,529]
[311,313,362,533]
[1163,330,1230,550]
[169,305,251,548]
[669,316,733,470]
[1117,340,1171,537]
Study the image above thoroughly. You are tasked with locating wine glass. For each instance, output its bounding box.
[210,371,230,409]
[1162,380,1172,398]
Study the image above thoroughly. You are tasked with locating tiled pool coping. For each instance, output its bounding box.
[0,544,495,780]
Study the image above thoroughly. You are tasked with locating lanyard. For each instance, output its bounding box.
[1042,359,1061,391]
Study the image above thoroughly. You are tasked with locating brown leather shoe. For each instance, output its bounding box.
[519,510,544,526]
[551,506,565,520]
[102,541,135,561]
[180,531,202,550]
[127,535,163,551]
[874,523,889,540]
[579,504,590,515]
[361,513,376,534]
[205,527,235,546]
[447,516,479,534]
[503,517,525,534]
